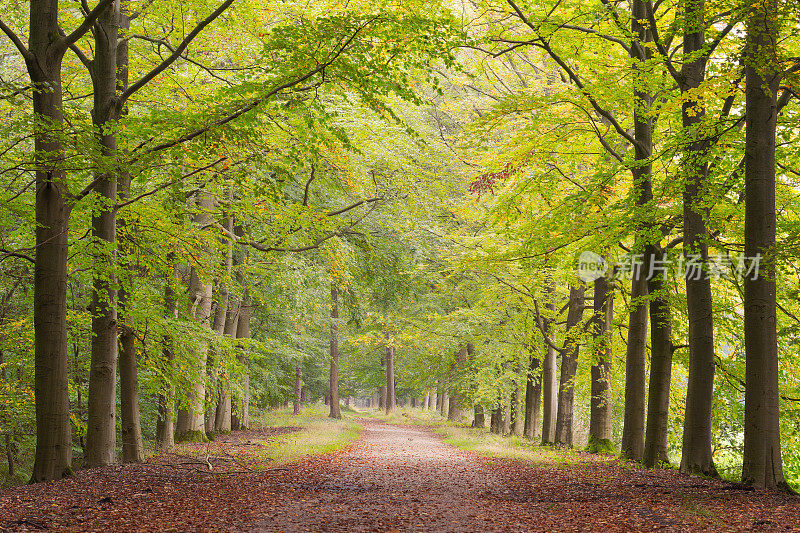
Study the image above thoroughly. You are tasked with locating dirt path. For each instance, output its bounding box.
[2,420,800,532]
[251,420,510,531]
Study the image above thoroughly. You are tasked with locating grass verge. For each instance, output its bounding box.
[366,407,454,426]
[433,424,584,465]
[168,404,363,470]
[253,404,363,465]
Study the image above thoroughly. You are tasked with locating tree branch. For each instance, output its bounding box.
[116,157,230,210]
[0,249,35,265]
[58,0,117,52]
[118,0,235,108]
[325,197,383,217]
[131,20,367,160]
[0,19,32,62]
[302,165,316,206]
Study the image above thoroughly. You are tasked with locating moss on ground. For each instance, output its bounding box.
[175,430,207,444]
[585,436,616,455]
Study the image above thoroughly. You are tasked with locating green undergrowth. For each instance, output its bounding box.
[367,407,456,426]
[251,404,363,466]
[434,424,616,469]
[168,404,362,469]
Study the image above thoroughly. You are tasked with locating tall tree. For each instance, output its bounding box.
[588,275,613,452]
[0,0,116,482]
[540,285,558,444]
[741,0,787,490]
[116,2,144,464]
[175,192,215,441]
[329,285,341,419]
[523,340,542,440]
[385,333,396,413]
[85,0,121,468]
[554,285,585,447]
[679,0,718,478]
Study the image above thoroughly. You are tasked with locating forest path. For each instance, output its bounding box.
[250,419,800,532]
[2,419,800,532]
[250,419,510,531]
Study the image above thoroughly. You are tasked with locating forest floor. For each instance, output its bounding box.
[1,417,799,532]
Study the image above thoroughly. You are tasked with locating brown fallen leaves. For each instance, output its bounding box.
[1,422,799,532]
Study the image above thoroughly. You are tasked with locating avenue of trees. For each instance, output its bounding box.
[0,0,799,493]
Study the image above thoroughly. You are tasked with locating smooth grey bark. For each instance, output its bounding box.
[678,0,718,478]
[85,0,121,469]
[554,286,586,446]
[622,274,648,461]
[502,399,511,435]
[214,297,238,432]
[588,276,613,449]
[490,399,502,434]
[473,404,486,428]
[540,285,558,444]
[422,392,429,411]
[26,0,107,483]
[447,347,467,421]
[235,291,251,430]
[523,343,542,439]
[329,286,341,419]
[176,193,215,440]
[385,336,396,413]
[741,0,786,490]
[114,3,143,464]
[156,265,178,448]
[642,248,674,468]
[293,366,302,415]
[205,235,231,435]
[510,387,523,436]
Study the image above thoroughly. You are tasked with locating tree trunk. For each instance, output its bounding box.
[502,399,511,435]
[385,336,396,413]
[741,0,786,490]
[554,286,586,446]
[205,277,229,435]
[294,366,302,415]
[628,0,661,467]
[85,0,121,469]
[440,392,449,418]
[678,0,718,478]
[236,292,251,430]
[490,394,503,434]
[214,297,238,433]
[541,285,558,444]
[115,7,143,463]
[510,388,523,436]
[1,352,16,477]
[329,286,341,419]
[422,392,429,411]
[176,193,215,441]
[448,398,462,421]
[622,274,648,461]
[473,404,485,428]
[29,0,76,483]
[642,248,674,467]
[524,344,542,439]
[588,276,613,453]
[156,267,178,448]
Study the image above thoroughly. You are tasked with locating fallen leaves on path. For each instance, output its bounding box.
[0,421,798,532]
